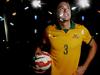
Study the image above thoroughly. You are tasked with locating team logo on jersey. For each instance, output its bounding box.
[64,44,68,55]
[72,34,80,39]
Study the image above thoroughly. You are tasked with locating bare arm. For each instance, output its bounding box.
[83,39,97,68]
[77,39,97,75]
[35,29,50,54]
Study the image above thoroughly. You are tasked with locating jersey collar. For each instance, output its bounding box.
[56,21,75,33]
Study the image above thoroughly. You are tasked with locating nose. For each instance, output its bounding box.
[64,9,68,13]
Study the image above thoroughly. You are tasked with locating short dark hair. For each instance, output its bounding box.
[57,1,70,10]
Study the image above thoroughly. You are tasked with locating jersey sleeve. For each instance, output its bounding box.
[81,25,92,44]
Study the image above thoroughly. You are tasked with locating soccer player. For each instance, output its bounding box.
[34,1,97,75]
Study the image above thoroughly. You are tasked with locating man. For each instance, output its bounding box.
[34,1,97,75]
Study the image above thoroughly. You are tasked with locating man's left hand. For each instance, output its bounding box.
[76,66,87,75]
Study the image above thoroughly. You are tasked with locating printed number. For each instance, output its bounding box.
[64,44,68,54]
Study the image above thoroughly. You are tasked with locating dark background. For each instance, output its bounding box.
[0,0,100,75]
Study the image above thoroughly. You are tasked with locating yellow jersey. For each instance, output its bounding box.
[45,22,92,75]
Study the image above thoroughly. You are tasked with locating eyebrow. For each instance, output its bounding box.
[57,6,70,11]
[57,3,70,9]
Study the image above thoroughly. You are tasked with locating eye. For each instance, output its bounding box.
[58,8,63,11]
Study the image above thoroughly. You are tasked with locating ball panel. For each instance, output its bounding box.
[33,51,52,72]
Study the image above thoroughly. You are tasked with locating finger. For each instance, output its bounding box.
[32,66,40,70]
[34,70,45,74]
[32,66,46,74]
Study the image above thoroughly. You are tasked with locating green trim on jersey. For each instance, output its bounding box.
[56,21,75,33]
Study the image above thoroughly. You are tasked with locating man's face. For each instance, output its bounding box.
[57,2,71,21]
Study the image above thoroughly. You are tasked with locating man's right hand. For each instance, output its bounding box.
[35,47,42,55]
[32,65,46,74]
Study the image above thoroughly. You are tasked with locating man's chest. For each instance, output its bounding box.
[47,29,83,49]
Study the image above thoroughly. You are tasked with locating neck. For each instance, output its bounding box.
[60,20,70,29]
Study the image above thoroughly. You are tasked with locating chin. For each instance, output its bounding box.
[65,18,71,21]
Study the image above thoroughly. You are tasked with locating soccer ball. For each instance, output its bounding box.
[33,51,52,73]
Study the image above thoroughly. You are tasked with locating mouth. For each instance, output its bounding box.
[58,10,70,22]
[59,18,67,22]
[60,14,68,20]
[59,12,69,18]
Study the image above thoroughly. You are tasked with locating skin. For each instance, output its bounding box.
[34,1,97,75]
[57,2,71,29]
[57,2,97,75]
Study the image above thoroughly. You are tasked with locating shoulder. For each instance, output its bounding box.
[45,24,56,31]
[75,23,88,30]
[75,23,91,36]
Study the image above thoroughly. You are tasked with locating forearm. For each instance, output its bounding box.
[83,47,96,68]
[83,40,97,69]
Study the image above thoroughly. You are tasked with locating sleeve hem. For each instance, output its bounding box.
[87,37,93,44]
